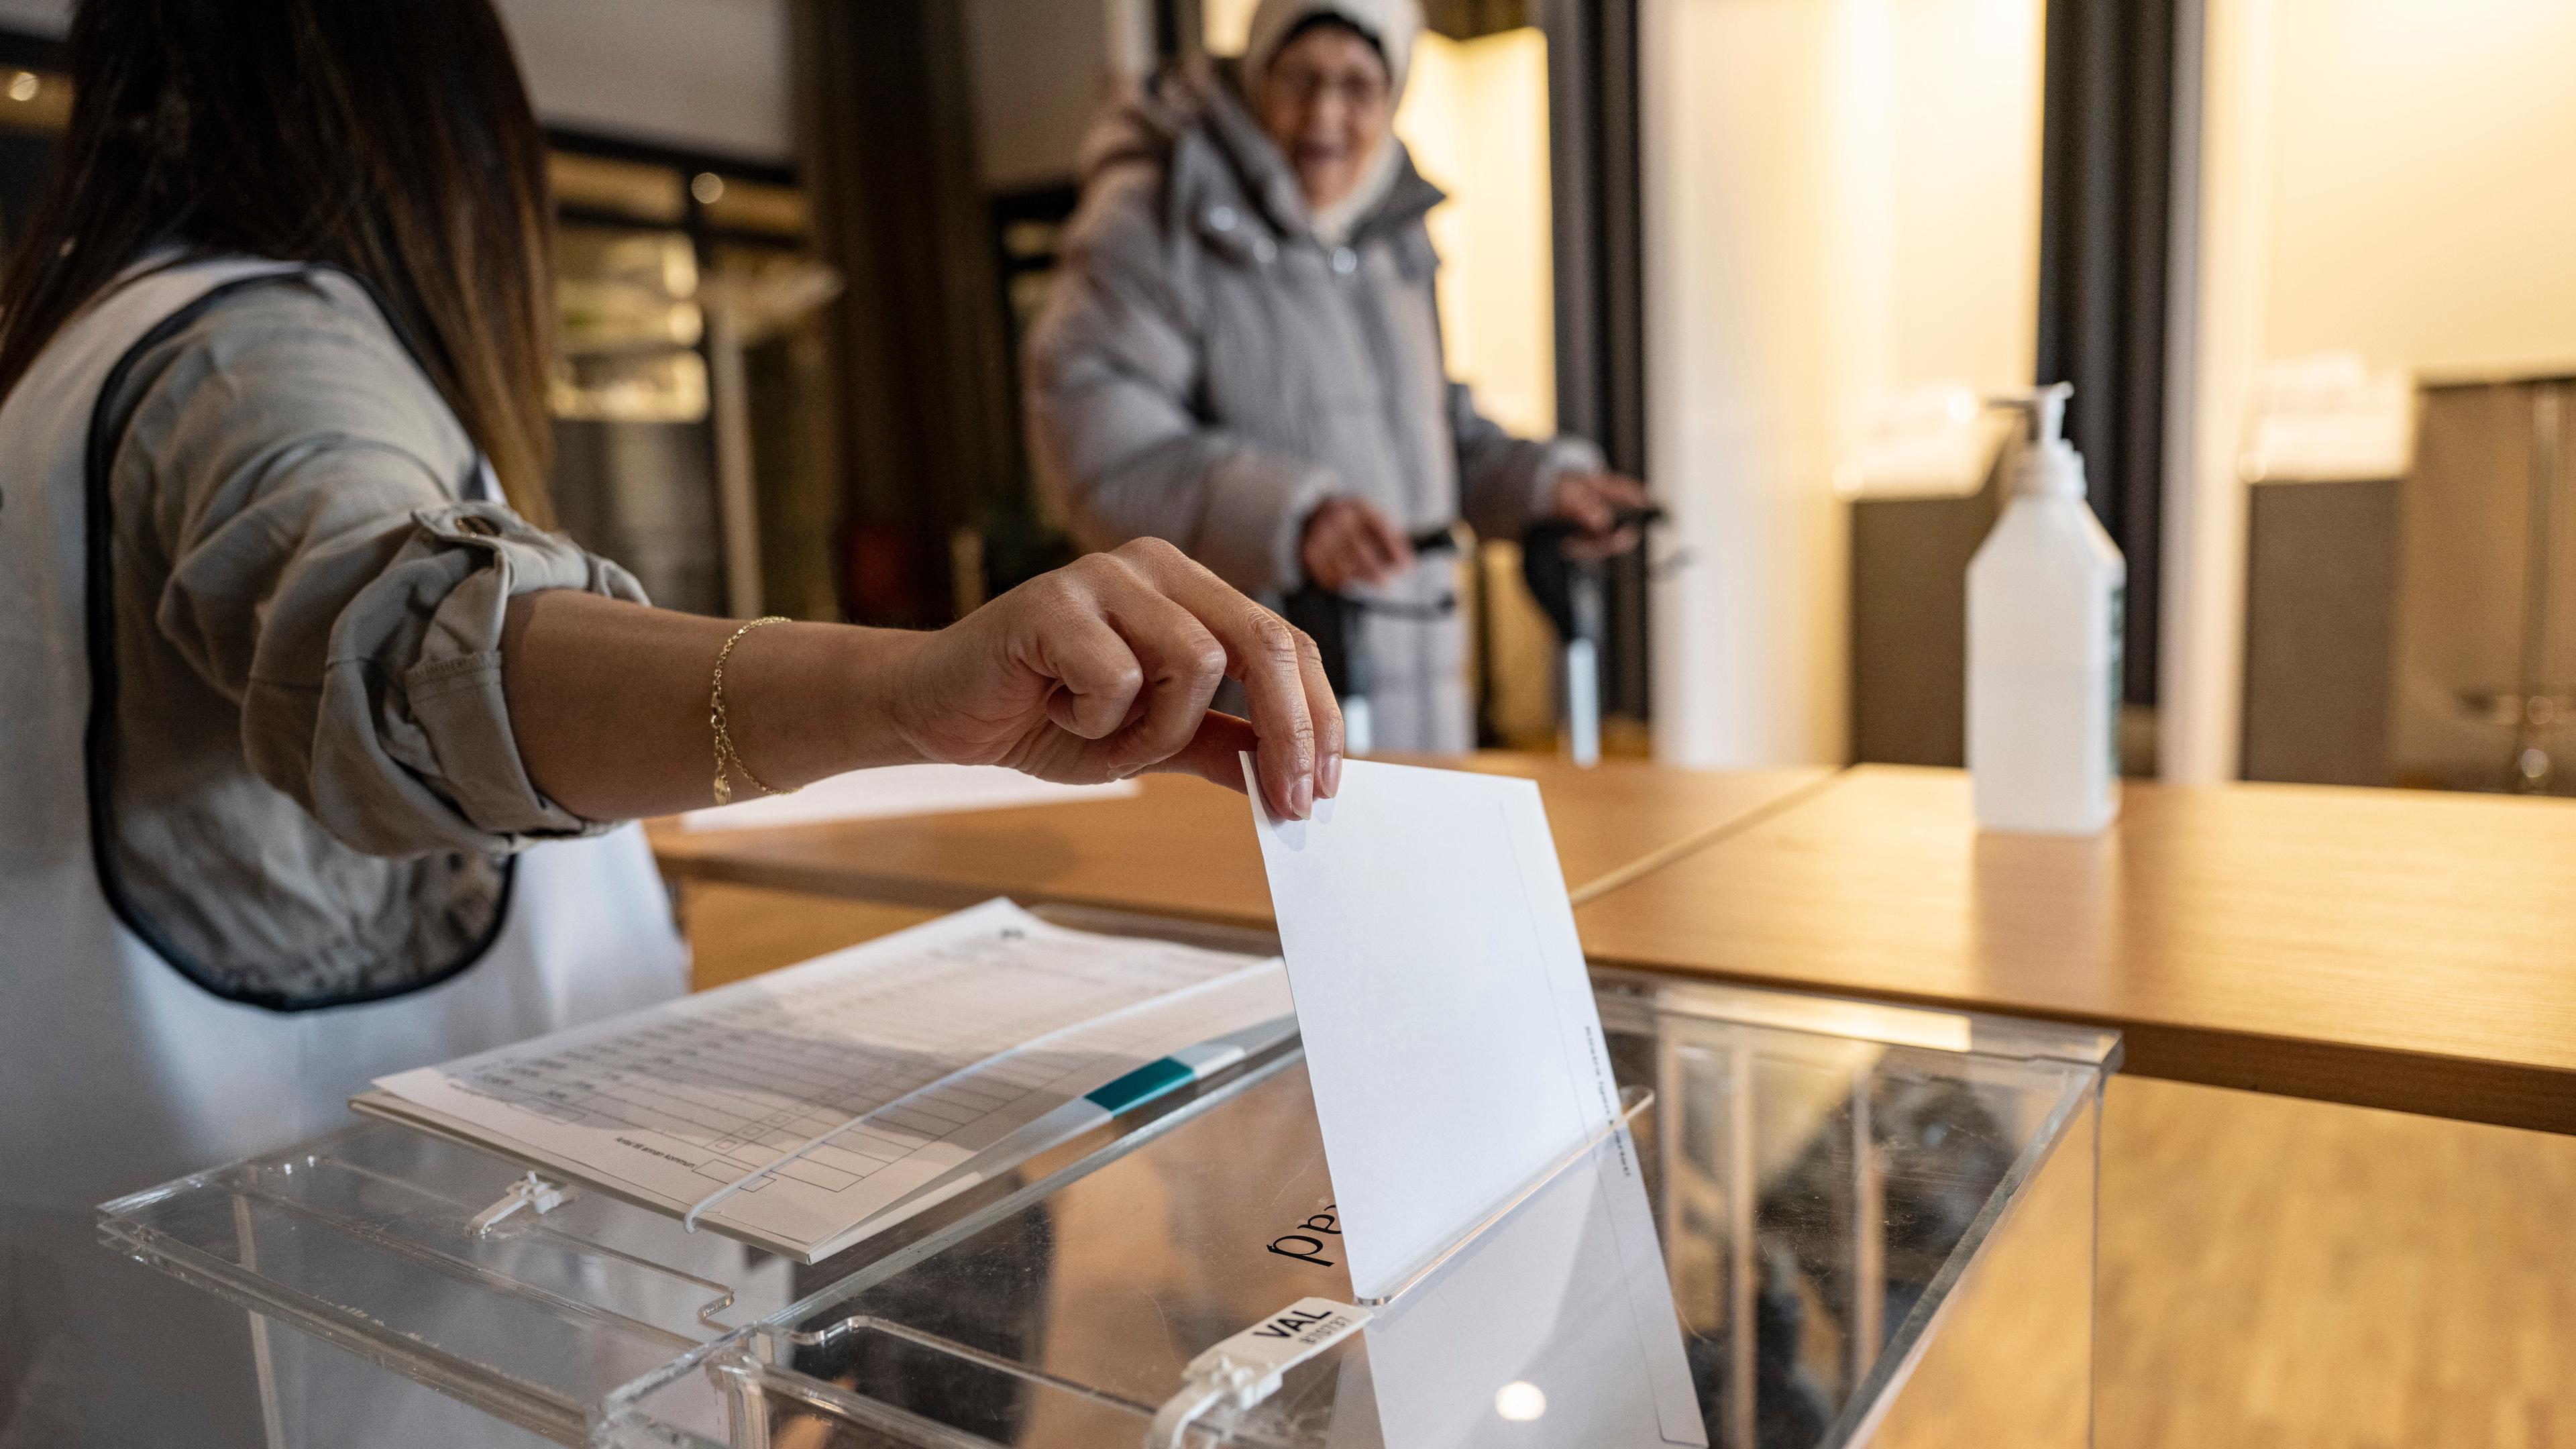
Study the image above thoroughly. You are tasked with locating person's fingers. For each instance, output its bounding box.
[1092,570,1229,774]
[1564,525,1641,562]
[1555,476,1615,533]
[1028,572,1147,740]
[1312,526,1363,592]
[1291,622,1344,795]
[1156,710,1260,793]
[1357,503,1414,575]
[1305,501,1419,590]
[1341,521,1403,588]
[1160,685,1338,803]
[1108,539,1316,818]
[1229,605,1318,819]
[1305,504,1377,592]
[1340,538,1395,588]
[1319,508,1403,590]
[1596,473,1652,507]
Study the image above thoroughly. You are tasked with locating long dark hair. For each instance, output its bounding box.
[0,0,559,523]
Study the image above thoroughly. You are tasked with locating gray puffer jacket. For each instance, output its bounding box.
[1023,59,1603,753]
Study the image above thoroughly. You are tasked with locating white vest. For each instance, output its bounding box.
[0,258,692,1447]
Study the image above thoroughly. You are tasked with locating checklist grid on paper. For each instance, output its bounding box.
[460,941,1206,1197]
[373,901,1290,1256]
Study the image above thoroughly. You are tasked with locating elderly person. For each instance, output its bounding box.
[1026,0,1646,753]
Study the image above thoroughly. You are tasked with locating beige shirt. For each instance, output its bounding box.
[89,266,643,1006]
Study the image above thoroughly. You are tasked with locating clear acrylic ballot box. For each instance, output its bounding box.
[100,907,2118,1449]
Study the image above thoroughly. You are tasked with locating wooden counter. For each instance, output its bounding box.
[652,754,1831,932]
[1574,765,2576,1134]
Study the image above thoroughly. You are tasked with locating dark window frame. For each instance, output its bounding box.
[1540,0,1650,726]
[2035,0,2180,707]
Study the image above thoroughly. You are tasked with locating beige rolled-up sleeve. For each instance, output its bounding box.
[295,498,647,852]
[113,274,644,858]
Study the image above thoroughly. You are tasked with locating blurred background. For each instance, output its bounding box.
[3,0,2571,794]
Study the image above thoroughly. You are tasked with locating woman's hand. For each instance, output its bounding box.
[1300,495,1415,592]
[1544,471,1653,561]
[501,541,1338,823]
[888,539,1342,820]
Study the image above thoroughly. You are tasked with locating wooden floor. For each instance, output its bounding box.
[2098,1075,2576,1449]
[678,883,2576,1448]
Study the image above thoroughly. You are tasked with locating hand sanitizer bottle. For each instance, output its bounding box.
[1968,384,2125,834]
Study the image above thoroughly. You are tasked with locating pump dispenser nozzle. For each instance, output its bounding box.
[1982,384,2083,498]
[1984,382,2072,445]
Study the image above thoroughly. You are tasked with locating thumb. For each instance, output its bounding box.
[1152,710,1261,794]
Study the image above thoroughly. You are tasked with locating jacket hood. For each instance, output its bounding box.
[1077,57,1442,248]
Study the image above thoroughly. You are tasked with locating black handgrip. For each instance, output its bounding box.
[1401,514,1656,557]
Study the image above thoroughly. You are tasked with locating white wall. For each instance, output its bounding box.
[2261,0,2576,378]
[2163,0,2576,782]
[1398,29,1556,437]
[1643,0,2043,768]
[0,0,794,164]
[1202,0,1257,55]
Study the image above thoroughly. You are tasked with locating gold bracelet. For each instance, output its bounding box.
[709,616,801,806]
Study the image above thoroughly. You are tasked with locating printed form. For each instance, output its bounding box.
[366,900,1291,1260]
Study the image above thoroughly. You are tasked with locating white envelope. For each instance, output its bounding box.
[1242,757,1624,1301]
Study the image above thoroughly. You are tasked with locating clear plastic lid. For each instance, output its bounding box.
[102,910,2116,1448]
